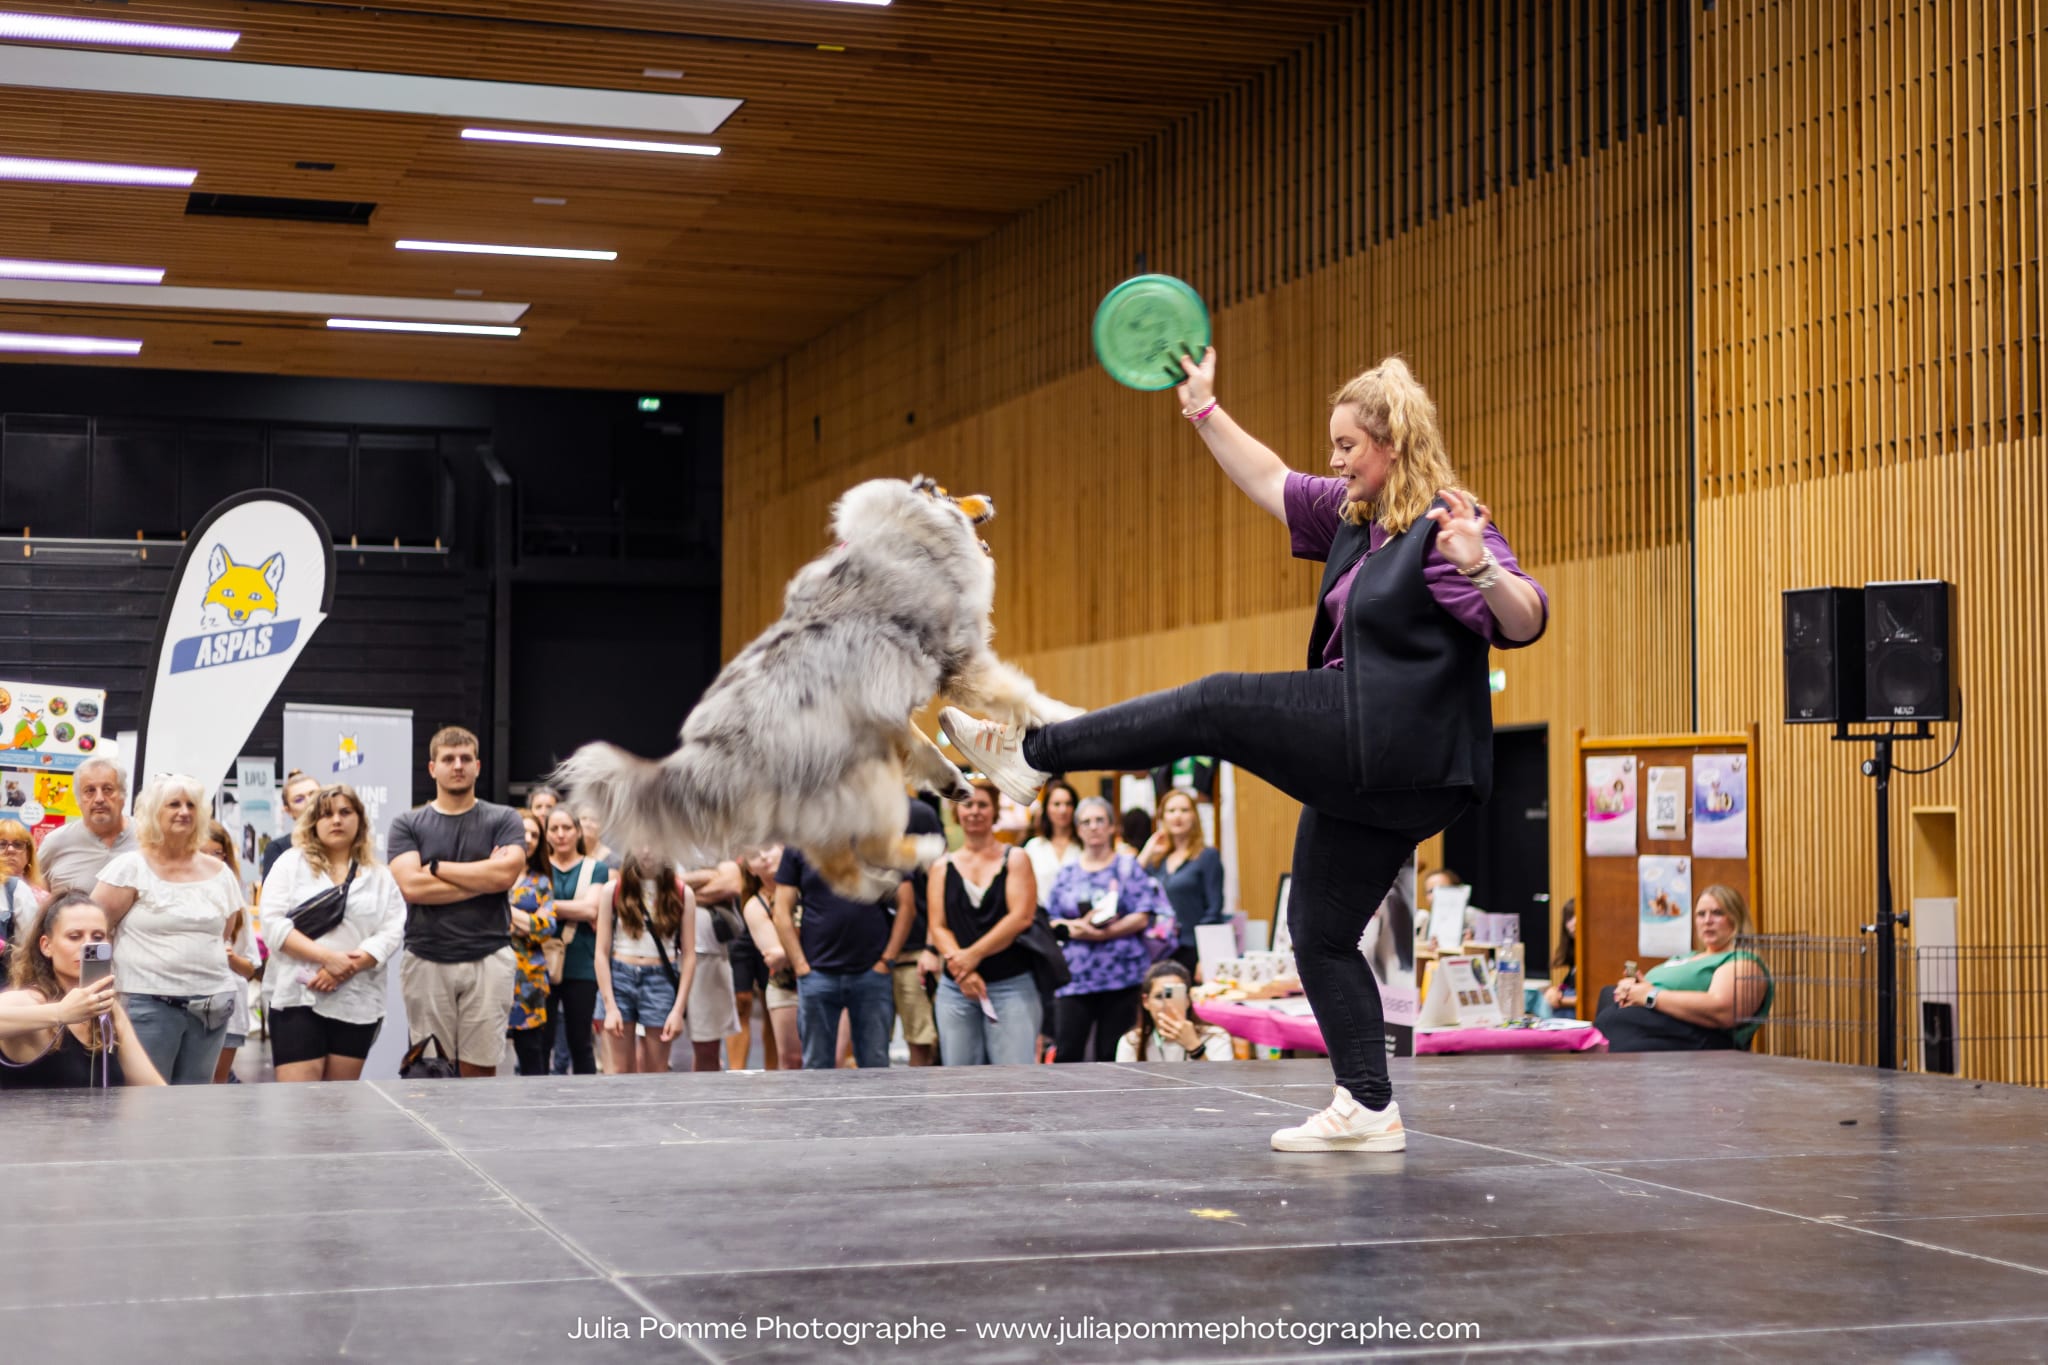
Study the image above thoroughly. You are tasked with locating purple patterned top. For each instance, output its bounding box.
[1048,854,1172,997]
[1283,472,1549,666]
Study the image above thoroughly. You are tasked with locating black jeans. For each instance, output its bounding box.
[1053,986,1141,1063]
[548,979,598,1075]
[1026,670,1469,1109]
[509,1026,552,1077]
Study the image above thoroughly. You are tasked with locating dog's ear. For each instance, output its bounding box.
[910,474,939,495]
[954,493,995,524]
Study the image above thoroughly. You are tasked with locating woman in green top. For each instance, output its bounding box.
[1596,884,1772,1051]
[543,806,610,1074]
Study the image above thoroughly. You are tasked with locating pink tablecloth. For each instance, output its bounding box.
[1194,999,1607,1055]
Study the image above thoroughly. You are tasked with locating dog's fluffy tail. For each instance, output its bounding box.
[553,742,722,869]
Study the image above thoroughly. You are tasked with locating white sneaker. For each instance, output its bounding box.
[938,706,1048,806]
[1270,1088,1405,1152]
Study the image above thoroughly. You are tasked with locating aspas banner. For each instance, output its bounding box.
[283,703,413,860]
[136,492,335,792]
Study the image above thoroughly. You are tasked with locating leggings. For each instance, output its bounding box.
[548,979,598,1075]
[1053,986,1140,1064]
[1026,669,1468,1109]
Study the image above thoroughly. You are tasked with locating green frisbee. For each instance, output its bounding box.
[1092,273,1211,391]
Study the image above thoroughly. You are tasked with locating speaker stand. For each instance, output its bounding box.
[1831,721,1932,1069]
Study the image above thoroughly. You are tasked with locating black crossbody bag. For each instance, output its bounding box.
[289,860,358,941]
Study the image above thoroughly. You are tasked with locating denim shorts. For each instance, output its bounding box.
[609,959,677,1026]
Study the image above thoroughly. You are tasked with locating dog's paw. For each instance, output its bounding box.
[909,833,948,869]
[1029,695,1087,729]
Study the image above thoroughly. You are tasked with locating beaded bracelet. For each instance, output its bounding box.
[1183,399,1219,424]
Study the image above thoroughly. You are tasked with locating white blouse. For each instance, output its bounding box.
[258,849,407,1024]
[98,851,245,998]
[1023,837,1080,908]
[1115,1026,1235,1063]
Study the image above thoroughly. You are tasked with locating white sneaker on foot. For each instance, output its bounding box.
[938,706,1048,806]
[1270,1088,1405,1152]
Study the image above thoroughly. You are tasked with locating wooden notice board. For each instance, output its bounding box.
[1573,727,1761,1020]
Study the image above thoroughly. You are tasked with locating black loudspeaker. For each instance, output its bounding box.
[1864,579,1957,721]
[1782,587,1865,723]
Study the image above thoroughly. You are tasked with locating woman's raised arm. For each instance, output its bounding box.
[1176,348,1291,525]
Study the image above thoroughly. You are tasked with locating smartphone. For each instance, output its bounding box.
[1154,981,1187,1004]
[79,941,114,988]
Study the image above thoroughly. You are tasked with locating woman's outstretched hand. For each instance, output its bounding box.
[1175,346,1217,411]
[1426,487,1490,572]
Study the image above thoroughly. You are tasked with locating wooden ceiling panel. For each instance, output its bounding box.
[0,0,1363,389]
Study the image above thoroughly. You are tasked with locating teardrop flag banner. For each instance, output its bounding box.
[134,490,335,793]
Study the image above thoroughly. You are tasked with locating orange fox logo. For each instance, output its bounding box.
[200,546,285,628]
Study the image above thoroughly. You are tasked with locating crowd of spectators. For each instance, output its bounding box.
[0,726,1235,1088]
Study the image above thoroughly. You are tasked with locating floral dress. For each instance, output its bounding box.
[1047,854,1175,998]
[507,871,558,1032]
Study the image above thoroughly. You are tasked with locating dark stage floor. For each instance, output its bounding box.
[9,1053,2048,1362]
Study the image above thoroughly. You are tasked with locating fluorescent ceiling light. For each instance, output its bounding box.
[0,13,239,51]
[0,330,142,355]
[463,127,719,157]
[0,46,740,134]
[396,240,617,261]
[0,154,195,186]
[0,257,163,285]
[328,318,521,338]
[0,279,527,322]
[818,1,892,6]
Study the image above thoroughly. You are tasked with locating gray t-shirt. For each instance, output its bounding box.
[387,801,525,963]
[38,820,141,897]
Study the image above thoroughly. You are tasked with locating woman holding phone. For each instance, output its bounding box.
[0,893,163,1087]
[1117,960,1232,1062]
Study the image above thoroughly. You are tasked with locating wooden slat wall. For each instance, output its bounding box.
[727,0,2047,1082]
[726,1,1695,949]
[1694,2,2046,1083]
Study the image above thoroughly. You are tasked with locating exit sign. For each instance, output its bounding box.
[1489,669,1506,694]
[637,396,662,412]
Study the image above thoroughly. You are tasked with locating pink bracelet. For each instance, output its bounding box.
[1184,399,1219,424]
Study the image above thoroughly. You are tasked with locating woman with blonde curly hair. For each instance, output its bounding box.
[945,348,1548,1153]
[89,774,249,1084]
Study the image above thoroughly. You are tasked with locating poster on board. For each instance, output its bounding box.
[1585,755,1638,856]
[1647,764,1689,841]
[1637,854,1694,958]
[0,679,108,773]
[1692,753,1748,858]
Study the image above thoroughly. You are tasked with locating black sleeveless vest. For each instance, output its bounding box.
[1306,503,1495,803]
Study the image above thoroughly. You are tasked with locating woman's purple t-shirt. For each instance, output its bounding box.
[1283,472,1549,668]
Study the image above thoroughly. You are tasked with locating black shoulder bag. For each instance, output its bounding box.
[288,860,357,941]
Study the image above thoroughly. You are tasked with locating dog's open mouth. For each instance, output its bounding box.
[912,474,996,527]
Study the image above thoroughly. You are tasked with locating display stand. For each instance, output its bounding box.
[1572,727,1761,1020]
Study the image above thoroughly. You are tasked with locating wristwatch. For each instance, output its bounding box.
[1643,986,1660,1010]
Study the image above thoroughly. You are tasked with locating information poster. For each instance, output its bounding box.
[0,679,108,773]
[1647,764,1688,841]
[1692,753,1748,858]
[1637,855,1694,958]
[1585,756,1638,856]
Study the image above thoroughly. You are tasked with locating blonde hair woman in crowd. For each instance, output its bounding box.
[90,775,250,1084]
